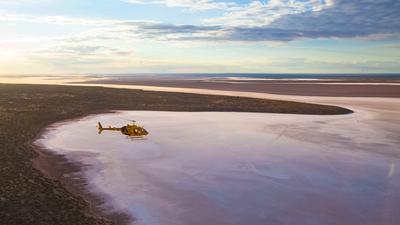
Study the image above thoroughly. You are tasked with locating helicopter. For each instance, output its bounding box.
[97,120,149,138]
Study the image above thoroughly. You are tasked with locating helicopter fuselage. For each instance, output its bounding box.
[97,122,149,137]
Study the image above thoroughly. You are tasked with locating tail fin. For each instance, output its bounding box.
[97,122,103,134]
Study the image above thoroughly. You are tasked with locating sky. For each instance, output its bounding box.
[0,0,399,74]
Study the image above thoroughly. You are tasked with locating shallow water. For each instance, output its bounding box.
[37,111,400,225]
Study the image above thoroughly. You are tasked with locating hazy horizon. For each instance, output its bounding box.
[2,73,400,76]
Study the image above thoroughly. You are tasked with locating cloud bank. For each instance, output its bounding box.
[129,0,400,42]
[2,0,399,42]
[1,0,399,73]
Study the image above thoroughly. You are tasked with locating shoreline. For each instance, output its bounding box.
[31,109,358,225]
[2,75,400,97]
[35,108,400,225]
[28,82,400,224]
[33,144,131,223]
[0,83,355,224]
[79,77,400,98]
[31,112,133,225]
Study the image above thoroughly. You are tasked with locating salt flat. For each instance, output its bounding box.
[37,108,400,225]
[29,75,400,225]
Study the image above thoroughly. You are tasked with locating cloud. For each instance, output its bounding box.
[0,13,113,26]
[205,0,332,27]
[266,0,400,40]
[122,0,237,11]
[119,0,400,42]
[41,44,130,56]
[2,0,398,74]
[2,0,400,44]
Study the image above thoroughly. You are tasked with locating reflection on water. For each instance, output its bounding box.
[38,111,400,225]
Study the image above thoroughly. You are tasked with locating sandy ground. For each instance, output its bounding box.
[35,91,400,225]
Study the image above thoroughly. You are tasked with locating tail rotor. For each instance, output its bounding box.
[97,122,103,134]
